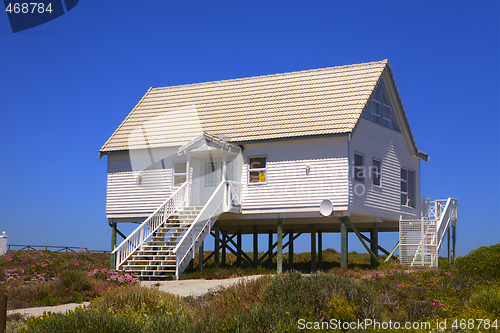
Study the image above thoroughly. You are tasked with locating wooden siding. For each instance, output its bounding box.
[349,110,421,220]
[106,149,186,218]
[240,137,349,213]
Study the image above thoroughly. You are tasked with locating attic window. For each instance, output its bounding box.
[363,81,400,131]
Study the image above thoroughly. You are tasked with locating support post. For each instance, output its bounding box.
[288,231,294,269]
[311,227,317,272]
[214,223,220,268]
[268,231,273,267]
[277,219,283,274]
[253,226,258,267]
[341,217,348,269]
[318,229,322,268]
[185,156,191,206]
[199,241,204,271]
[237,231,242,266]
[110,222,117,269]
[446,227,451,264]
[221,231,226,266]
[370,223,379,268]
[454,226,457,260]
[0,292,6,333]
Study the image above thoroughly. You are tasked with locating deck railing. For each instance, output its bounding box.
[112,182,187,269]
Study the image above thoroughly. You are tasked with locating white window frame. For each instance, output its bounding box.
[401,167,416,208]
[353,152,364,183]
[372,158,382,187]
[172,161,187,188]
[204,161,219,186]
[248,155,267,185]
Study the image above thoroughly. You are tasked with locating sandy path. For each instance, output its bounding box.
[8,275,267,317]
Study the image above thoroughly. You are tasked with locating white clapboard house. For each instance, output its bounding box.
[100,60,457,279]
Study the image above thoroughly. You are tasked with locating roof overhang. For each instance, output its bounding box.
[178,132,241,157]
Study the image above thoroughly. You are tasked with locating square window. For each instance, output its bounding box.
[173,162,187,188]
[248,156,267,184]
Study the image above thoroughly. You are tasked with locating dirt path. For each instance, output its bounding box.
[8,275,267,317]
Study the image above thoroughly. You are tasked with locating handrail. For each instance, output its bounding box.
[112,182,187,268]
[173,180,226,278]
[435,198,457,251]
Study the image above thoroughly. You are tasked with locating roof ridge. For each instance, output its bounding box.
[151,60,387,92]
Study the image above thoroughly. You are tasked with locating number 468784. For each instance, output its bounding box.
[5,2,53,14]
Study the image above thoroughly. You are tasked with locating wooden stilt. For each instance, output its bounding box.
[253,226,258,267]
[446,227,451,264]
[311,227,317,272]
[370,223,379,268]
[110,222,117,269]
[452,226,456,260]
[318,229,323,268]
[237,232,242,266]
[214,223,220,268]
[277,219,283,274]
[341,217,348,269]
[199,241,204,271]
[221,231,226,266]
[289,231,294,269]
[268,231,273,267]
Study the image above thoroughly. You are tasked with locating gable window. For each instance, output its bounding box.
[354,153,364,182]
[248,156,267,184]
[362,81,400,131]
[173,162,187,187]
[372,159,382,187]
[401,168,416,208]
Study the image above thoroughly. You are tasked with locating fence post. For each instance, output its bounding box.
[0,292,6,333]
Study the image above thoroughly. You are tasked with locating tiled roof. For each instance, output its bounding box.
[100,60,388,152]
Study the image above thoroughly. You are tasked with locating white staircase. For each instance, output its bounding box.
[399,198,457,267]
[112,180,241,280]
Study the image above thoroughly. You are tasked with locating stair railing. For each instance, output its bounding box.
[112,182,188,269]
[435,198,458,251]
[173,180,227,279]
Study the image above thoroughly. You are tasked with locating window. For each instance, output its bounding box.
[362,81,400,131]
[401,168,416,208]
[204,162,219,186]
[248,156,267,184]
[354,153,364,182]
[372,159,381,187]
[173,162,187,187]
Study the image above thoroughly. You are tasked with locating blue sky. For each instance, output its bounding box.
[0,1,498,256]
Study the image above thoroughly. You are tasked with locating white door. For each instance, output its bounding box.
[199,160,221,205]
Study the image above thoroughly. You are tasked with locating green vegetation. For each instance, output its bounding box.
[3,243,500,332]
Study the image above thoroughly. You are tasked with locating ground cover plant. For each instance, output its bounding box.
[0,251,139,310]
[4,243,500,332]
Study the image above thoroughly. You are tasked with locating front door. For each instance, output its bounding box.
[198,159,222,206]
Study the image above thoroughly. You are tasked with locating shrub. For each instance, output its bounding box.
[468,283,500,317]
[454,244,500,280]
[59,270,92,292]
[23,308,141,333]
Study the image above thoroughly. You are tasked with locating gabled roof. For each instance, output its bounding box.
[100,60,427,160]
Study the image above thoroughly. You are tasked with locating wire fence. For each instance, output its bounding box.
[7,244,109,253]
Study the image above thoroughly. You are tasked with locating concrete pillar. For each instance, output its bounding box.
[317,229,323,268]
[199,241,204,271]
[253,226,258,267]
[288,232,294,269]
[341,217,348,269]
[370,223,379,268]
[237,232,242,266]
[110,222,117,269]
[214,223,220,268]
[277,219,283,274]
[311,227,317,272]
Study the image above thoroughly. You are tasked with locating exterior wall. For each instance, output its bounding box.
[240,137,349,214]
[349,118,421,221]
[106,149,186,218]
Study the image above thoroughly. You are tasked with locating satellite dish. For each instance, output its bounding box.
[319,199,334,216]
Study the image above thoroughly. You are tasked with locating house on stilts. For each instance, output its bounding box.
[99,60,457,280]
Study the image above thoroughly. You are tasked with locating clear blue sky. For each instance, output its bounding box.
[0,1,498,256]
